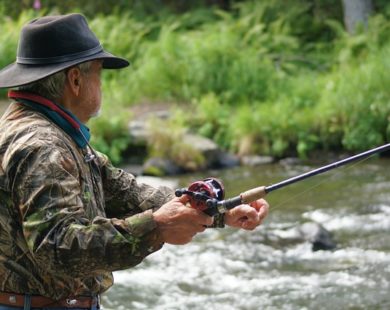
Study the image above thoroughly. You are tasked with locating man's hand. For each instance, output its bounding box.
[225,198,269,230]
[153,195,213,245]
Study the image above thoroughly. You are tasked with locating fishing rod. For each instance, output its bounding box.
[175,143,390,216]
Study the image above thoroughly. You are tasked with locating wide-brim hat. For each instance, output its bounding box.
[0,13,129,89]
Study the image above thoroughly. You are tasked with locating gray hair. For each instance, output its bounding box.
[18,61,92,101]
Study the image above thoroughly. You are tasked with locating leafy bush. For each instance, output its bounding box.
[146,114,205,171]
[192,93,233,150]
[317,44,390,151]
[89,107,131,165]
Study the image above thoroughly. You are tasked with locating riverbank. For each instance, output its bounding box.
[123,100,390,176]
[3,98,389,178]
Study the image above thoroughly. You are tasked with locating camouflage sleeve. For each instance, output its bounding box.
[97,152,175,219]
[96,153,225,227]
[10,143,165,278]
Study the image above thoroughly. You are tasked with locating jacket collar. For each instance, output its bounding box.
[8,90,91,149]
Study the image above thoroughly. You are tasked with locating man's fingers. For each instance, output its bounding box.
[250,199,269,211]
[175,195,213,225]
[241,221,257,231]
[179,203,213,226]
[235,205,260,221]
[191,209,213,226]
[177,194,190,204]
[250,199,269,221]
[195,224,207,233]
[258,202,269,222]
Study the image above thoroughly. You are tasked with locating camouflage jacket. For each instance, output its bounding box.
[0,100,174,299]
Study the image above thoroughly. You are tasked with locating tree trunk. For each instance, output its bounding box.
[341,0,373,34]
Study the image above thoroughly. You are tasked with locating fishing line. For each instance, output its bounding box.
[269,153,375,212]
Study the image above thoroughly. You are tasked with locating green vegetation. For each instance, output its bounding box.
[147,114,206,172]
[0,1,389,164]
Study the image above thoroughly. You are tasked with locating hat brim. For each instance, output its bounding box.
[0,50,129,89]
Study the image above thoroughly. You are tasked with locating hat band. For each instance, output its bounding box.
[16,44,103,65]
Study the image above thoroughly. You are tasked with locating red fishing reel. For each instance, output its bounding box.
[175,178,225,213]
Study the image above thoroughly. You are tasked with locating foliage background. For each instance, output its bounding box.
[0,0,389,164]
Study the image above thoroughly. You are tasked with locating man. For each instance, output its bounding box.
[0,14,269,310]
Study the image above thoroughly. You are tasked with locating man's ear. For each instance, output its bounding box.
[66,67,82,96]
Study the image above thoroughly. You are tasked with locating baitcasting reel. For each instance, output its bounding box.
[175,178,225,216]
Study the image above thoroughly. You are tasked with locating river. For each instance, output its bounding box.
[102,157,390,310]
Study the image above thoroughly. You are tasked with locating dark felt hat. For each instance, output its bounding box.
[0,13,129,89]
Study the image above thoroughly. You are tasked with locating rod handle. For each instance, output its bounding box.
[240,186,267,204]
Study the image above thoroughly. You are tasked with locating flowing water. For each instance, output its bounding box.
[105,157,390,310]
